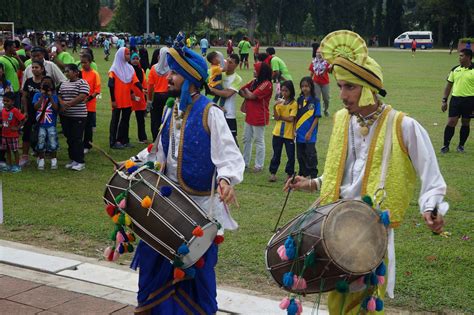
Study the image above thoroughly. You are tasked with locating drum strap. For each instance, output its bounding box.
[208,168,217,218]
[150,105,173,155]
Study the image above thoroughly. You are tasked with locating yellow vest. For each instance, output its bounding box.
[320,106,416,227]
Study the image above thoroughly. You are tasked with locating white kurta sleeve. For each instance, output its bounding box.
[401,117,449,215]
[207,106,245,186]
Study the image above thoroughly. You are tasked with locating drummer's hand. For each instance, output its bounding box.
[422,211,444,234]
[218,180,237,205]
[284,176,312,192]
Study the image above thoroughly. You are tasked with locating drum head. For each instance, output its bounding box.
[322,200,387,274]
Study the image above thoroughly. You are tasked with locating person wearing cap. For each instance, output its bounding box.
[17,38,32,58]
[128,33,244,314]
[285,30,448,313]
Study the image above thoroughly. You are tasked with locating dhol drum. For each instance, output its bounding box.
[104,165,219,268]
[265,200,388,294]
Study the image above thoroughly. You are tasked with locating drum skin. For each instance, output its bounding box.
[265,200,388,294]
[104,167,218,268]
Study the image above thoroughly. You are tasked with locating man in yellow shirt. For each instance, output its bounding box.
[286,30,447,314]
[441,48,474,153]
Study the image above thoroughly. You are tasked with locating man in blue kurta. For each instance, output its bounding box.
[130,35,245,314]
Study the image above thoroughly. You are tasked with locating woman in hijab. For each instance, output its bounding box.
[147,47,170,140]
[108,47,143,149]
[130,52,148,143]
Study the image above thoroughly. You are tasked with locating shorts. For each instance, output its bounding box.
[36,125,58,152]
[411,47,416,52]
[240,53,249,62]
[104,49,110,55]
[449,96,474,118]
[201,48,207,56]
[1,137,19,151]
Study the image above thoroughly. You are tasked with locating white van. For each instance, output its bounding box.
[394,31,433,49]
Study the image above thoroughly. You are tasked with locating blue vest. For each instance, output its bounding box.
[162,95,215,196]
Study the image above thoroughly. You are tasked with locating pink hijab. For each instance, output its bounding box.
[109,47,134,83]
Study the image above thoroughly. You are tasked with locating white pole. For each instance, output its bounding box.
[0,180,3,224]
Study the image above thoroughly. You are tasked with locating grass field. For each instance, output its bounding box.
[1,47,473,312]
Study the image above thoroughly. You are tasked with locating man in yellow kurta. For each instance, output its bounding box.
[286,30,448,314]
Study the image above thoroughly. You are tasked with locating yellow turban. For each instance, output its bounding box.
[320,30,386,107]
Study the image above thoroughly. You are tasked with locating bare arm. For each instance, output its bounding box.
[441,82,453,112]
[210,87,236,98]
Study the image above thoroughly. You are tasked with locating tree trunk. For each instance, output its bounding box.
[247,0,258,41]
[438,20,443,46]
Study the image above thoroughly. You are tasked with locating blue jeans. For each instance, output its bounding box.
[36,125,58,152]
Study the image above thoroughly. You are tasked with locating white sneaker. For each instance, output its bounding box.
[71,163,85,171]
[84,148,90,154]
[65,161,78,169]
[37,159,45,170]
[51,158,58,170]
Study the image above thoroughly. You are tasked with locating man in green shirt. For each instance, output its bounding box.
[265,47,293,82]
[237,36,252,70]
[0,40,25,107]
[441,48,474,153]
[50,39,75,71]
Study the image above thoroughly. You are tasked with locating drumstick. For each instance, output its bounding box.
[88,142,120,169]
[272,173,296,232]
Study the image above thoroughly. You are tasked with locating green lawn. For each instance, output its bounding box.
[1,47,473,312]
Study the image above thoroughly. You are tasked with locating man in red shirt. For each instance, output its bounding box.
[411,39,417,56]
[1,92,25,172]
[309,48,331,116]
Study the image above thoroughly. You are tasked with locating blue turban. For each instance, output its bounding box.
[167,32,209,111]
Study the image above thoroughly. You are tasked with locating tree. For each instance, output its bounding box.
[302,13,316,40]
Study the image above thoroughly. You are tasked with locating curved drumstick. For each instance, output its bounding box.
[272,173,296,232]
[88,142,120,169]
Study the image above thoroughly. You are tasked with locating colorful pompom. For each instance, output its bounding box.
[116,232,125,244]
[125,214,132,226]
[114,192,126,203]
[118,198,127,209]
[145,161,154,169]
[127,165,139,173]
[147,144,154,153]
[154,162,162,170]
[192,226,204,237]
[127,243,134,252]
[335,280,349,293]
[291,275,307,290]
[185,267,196,278]
[380,210,390,226]
[118,243,125,254]
[214,235,224,245]
[287,299,298,315]
[296,300,303,314]
[105,204,116,217]
[118,213,126,225]
[160,186,172,197]
[126,232,136,242]
[124,160,135,169]
[282,272,294,287]
[376,261,386,276]
[141,196,152,208]
[370,272,379,285]
[362,195,373,206]
[112,214,120,224]
[103,247,113,260]
[195,257,205,269]
[277,245,289,261]
[279,297,290,310]
[377,275,385,285]
[284,236,296,260]
[367,297,376,311]
[177,243,190,255]
[375,297,384,311]
[173,258,184,267]
[112,250,120,261]
[173,268,185,280]
[361,297,370,309]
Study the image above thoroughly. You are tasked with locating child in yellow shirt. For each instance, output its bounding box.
[269,80,297,182]
[207,51,225,105]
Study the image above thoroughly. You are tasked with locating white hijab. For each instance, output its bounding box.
[155,47,170,76]
[109,47,134,83]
